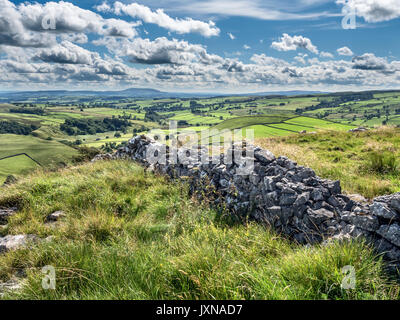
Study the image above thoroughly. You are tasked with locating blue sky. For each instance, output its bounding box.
[1,0,400,93]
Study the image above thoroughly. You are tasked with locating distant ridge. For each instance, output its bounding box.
[249,90,325,96]
[0,88,399,101]
[0,88,180,99]
[0,88,326,100]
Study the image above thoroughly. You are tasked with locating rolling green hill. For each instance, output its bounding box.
[0,134,79,184]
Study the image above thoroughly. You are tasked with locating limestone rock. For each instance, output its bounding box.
[351,214,379,232]
[254,149,275,164]
[307,208,334,225]
[46,211,66,223]
[377,224,400,248]
[371,202,398,221]
[0,235,39,253]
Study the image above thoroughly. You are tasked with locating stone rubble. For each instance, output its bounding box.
[93,134,400,268]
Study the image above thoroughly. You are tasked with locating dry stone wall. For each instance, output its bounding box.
[93,135,400,269]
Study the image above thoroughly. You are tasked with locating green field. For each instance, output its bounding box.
[0,155,39,182]
[0,90,399,181]
[0,134,78,183]
[213,114,293,130]
[235,116,356,138]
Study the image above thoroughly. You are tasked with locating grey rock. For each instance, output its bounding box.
[390,198,400,213]
[46,211,66,223]
[94,134,400,269]
[263,191,278,206]
[307,208,334,225]
[267,206,282,215]
[280,193,297,206]
[297,168,315,180]
[341,212,355,223]
[326,226,338,236]
[374,238,393,253]
[0,235,39,253]
[371,202,398,220]
[219,179,229,188]
[348,194,368,204]
[263,177,276,191]
[377,224,400,247]
[254,149,275,164]
[327,196,340,208]
[321,202,335,212]
[294,192,310,207]
[311,189,324,201]
[281,186,296,194]
[385,248,400,261]
[326,180,341,195]
[351,214,379,232]
[344,200,356,212]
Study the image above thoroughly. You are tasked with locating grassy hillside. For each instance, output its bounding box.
[0,134,79,184]
[213,114,292,131]
[0,161,398,300]
[257,126,400,199]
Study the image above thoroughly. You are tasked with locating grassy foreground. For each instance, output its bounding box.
[0,161,398,300]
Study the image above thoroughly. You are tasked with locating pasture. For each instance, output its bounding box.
[0,90,399,180]
[0,134,78,183]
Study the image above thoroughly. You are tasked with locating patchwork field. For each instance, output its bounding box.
[0,90,399,181]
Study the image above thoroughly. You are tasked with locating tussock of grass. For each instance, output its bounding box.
[0,161,398,300]
[366,152,398,175]
[257,126,400,199]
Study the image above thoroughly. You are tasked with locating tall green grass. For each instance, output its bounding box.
[0,161,398,300]
[367,152,398,174]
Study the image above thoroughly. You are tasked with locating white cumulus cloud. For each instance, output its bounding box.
[34,41,100,65]
[337,46,354,56]
[337,0,400,22]
[320,51,334,58]
[271,33,319,54]
[96,1,220,37]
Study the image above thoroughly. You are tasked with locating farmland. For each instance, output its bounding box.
[0,134,78,183]
[0,89,400,183]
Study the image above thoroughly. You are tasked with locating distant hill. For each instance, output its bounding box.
[2,88,399,101]
[0,88,179,99]
[0,88,327,101]
[251,90,326,96]
[0,88,216,101]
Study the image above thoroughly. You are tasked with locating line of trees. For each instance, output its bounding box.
[0,120,39,135]
[9,107,46,115]
[60,118,130,136]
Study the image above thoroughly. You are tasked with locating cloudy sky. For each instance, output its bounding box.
[0,0,399,93]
